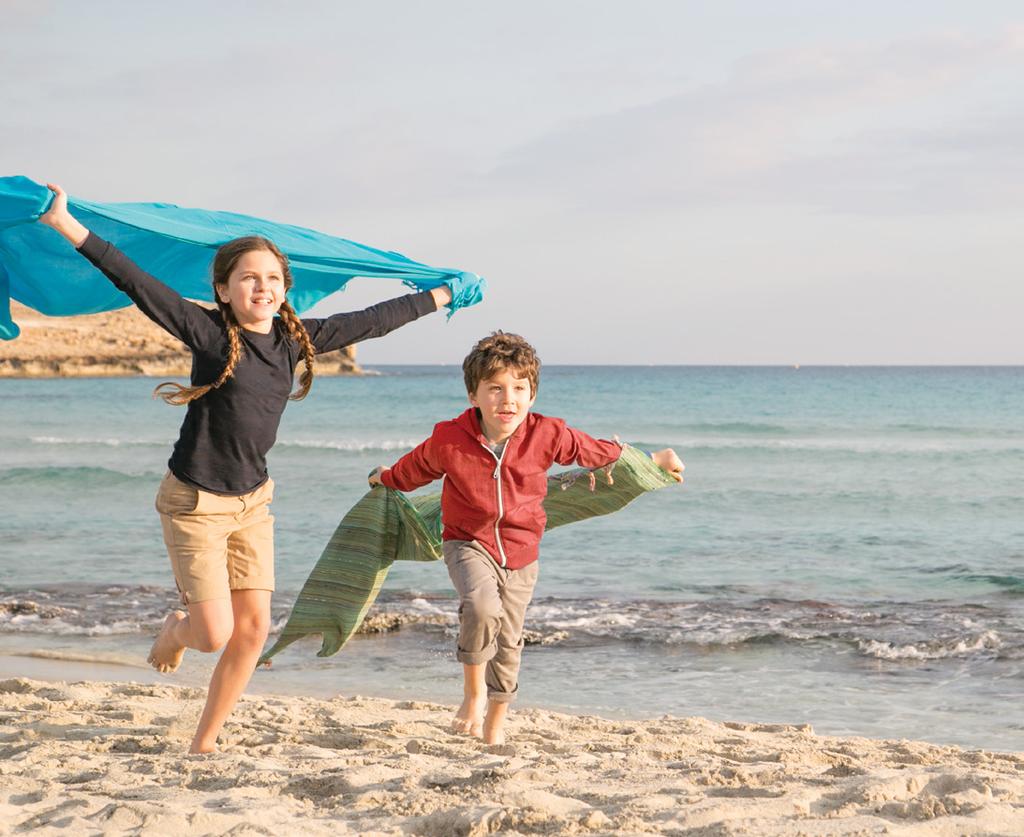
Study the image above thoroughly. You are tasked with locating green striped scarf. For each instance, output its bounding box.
[259,445,677,663]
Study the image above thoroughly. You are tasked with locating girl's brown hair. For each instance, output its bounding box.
[153,236,316,406]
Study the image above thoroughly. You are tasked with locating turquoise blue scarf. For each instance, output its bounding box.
[0,176,483,339]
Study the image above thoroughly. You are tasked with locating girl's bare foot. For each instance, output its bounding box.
[451,695,487,737]
[148,611,187,673]
[189,738,217,754]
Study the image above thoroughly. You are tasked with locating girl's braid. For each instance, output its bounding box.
[277,299,316,400]
[153,303,245,405]
[216,315,246,389]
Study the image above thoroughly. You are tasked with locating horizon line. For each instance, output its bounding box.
[361,362,1024,369]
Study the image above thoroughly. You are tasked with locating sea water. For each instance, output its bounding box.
[1,366,1022,751]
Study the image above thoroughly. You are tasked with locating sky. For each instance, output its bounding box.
[2,1,1022,364]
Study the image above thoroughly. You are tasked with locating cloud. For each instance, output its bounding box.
[484,30,1024,215]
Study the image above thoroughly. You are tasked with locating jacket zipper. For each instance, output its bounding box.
[480,441,510,567]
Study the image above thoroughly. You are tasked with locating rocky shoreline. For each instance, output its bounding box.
[0,302,360,378]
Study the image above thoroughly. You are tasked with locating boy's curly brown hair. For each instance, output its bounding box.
[462,331,540,397]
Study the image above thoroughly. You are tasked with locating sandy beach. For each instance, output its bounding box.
[2,676,1022,836]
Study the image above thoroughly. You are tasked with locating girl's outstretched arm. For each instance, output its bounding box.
[305,277,463,355]
[37,183,217,349]
[303,290,445,355]
[38,183,89,247]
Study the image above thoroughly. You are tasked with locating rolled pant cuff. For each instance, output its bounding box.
[486,689,517,704]
[456,648,495,665]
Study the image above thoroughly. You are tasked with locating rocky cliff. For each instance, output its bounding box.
[0,301,360,378]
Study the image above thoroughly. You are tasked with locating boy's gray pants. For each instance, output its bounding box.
[443,540,539,703]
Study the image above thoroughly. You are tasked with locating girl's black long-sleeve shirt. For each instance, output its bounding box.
[79,233,436,495]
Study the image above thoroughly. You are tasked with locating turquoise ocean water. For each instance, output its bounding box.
[1,366,1022,751]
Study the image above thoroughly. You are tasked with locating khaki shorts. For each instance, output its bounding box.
[154,471,275,604]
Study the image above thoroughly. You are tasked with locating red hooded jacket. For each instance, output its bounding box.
[380,408,621,569]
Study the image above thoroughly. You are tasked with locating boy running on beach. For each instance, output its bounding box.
[369,332,683,744]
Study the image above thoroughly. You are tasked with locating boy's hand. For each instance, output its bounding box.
[651,448,685,483]
[586,435,622,491]
[368,466,387,487]
[588,465,615,491]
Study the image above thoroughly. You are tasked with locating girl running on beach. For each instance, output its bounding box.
[38,184,465,753]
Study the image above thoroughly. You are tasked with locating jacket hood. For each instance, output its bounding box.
[453,407,482,441]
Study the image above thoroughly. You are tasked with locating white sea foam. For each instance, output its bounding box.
[406,597,448,615]
[858,631,1003,661]
[29,435,165,448]
[541,612,640,631]
[681,438,1024,455]
[28,435,422,453]
[276,439,420,452]
[0,614,146,636]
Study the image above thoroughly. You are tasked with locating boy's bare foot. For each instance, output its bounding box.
[148,611,187,673]
[451,695,487,737]
[482,700,508,745]
[483,726,505,746]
